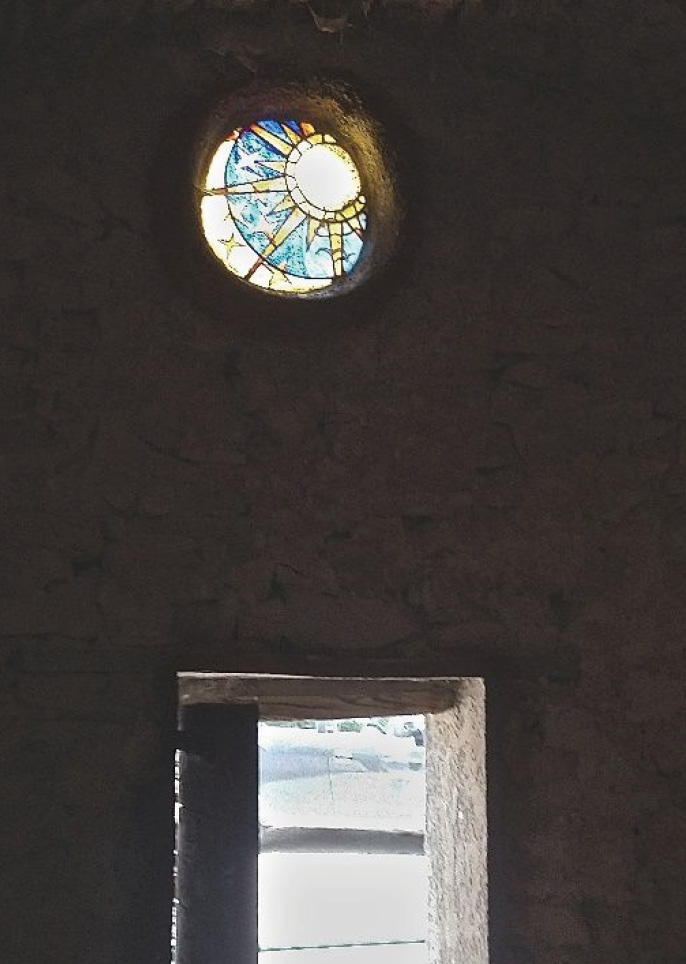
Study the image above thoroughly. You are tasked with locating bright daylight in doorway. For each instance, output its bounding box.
[200,119,367,294]
[172,714,428,964]
[258,715,427,964]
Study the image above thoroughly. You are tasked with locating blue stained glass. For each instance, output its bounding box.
[305,228,335,278]
[201,118,368,294]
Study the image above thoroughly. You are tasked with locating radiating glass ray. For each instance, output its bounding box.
[206,175,288,196]
[273,195,297,215]
[260,207,308,263]
[307,218,322,246]
[259,158,288,174]
[328,221,344,277]
[250,123,295,156]
[282,124,302,145]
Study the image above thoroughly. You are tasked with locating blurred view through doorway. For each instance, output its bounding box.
[258,715,428,964]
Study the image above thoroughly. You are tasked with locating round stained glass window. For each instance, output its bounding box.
[200,119,368,295]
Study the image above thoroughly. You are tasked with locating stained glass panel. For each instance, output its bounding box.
[200,119,367,294]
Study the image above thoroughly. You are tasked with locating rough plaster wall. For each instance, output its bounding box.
[1,0,686,962]
[427,681,487,964]
[0,659,175,962]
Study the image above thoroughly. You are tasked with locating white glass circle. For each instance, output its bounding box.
[292,143,361,213]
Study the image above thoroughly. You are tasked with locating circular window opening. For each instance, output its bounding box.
[188,82,402,305]
[201,119,368,295]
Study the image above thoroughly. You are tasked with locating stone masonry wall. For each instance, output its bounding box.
[1,1,686,962]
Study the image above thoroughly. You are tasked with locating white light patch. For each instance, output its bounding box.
[292,143,361,213]
[205,139,233,190]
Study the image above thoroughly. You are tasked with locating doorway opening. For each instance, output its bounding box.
[173,675,487,964]
[258,713,428,963]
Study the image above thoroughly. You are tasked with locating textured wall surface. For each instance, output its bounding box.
[1,0,686,961]
[427,682,487,964]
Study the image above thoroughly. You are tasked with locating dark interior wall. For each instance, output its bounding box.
[1,1,686,962]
